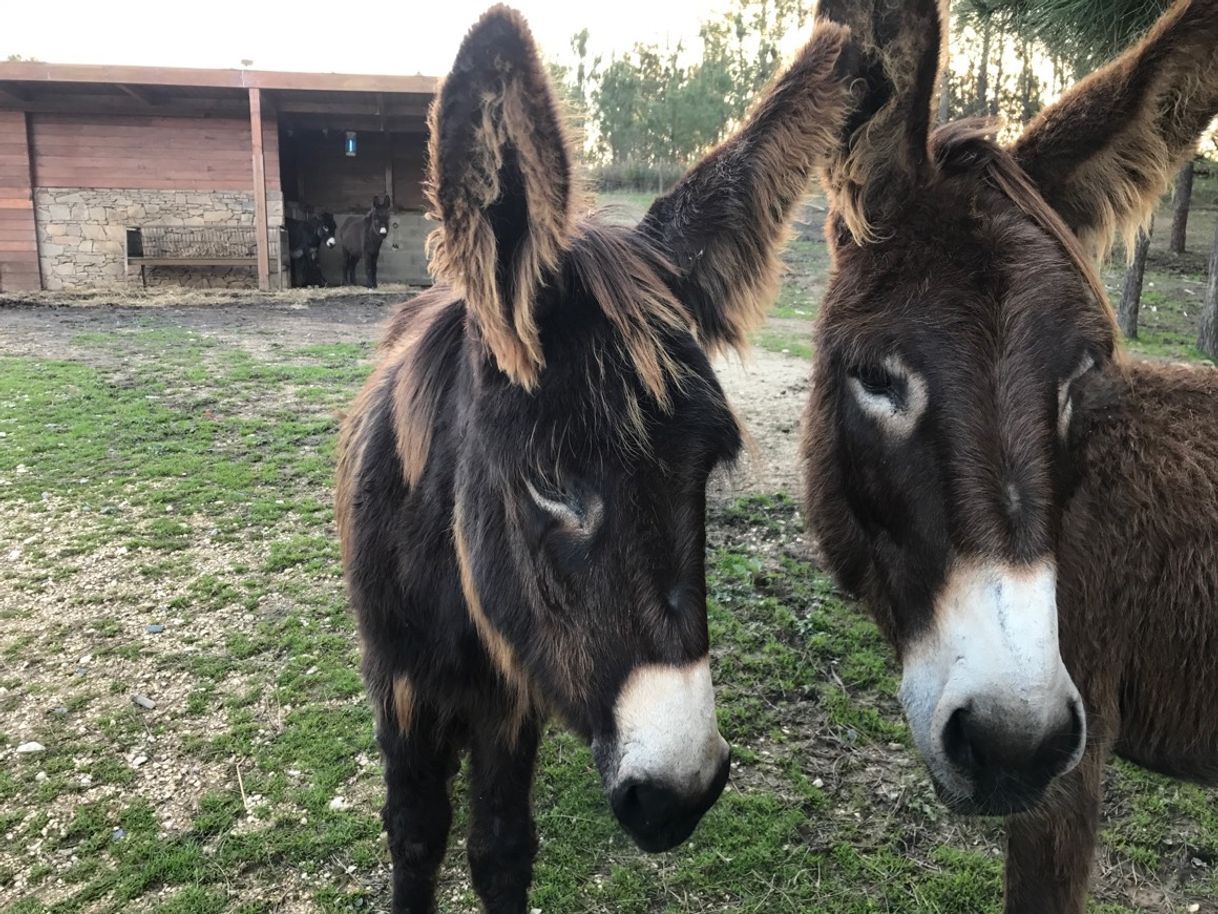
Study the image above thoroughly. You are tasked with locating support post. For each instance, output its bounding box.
[248,86,271,291]
[385,130,394,199]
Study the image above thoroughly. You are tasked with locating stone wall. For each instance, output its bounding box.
[34,187,286,290]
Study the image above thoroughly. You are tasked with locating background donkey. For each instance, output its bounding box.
[336,6,856,912]
[803,1,1218,912]
[338,195,391,287]
[286,210,337,287]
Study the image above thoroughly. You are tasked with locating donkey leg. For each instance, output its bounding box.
[380,704,460,914]
[467,716,541,914]
[1003,744,1106,914]
[366,255,378,289]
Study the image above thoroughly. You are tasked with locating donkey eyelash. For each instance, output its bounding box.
[1056,354,1096,439]
[524,478,603,535]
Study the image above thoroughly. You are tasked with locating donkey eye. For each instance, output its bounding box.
[852,364,897,398]
[845,355,928,437]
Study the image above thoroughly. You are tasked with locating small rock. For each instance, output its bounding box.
[812,777,825,789]
[78,654,92,665]
[144,624,164,634]
[7,548,19,562]
[16,742,45,754]
[1188,906,1200,913]
[35,771,47,782]
[111,827,126,842]
[328,796,350,811]
[132,755,148,768]
[49,706,68,717]
[131,694,156,710]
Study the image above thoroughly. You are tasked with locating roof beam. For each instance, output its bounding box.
[0,82,29,104]
[278,113,427,133]
[272,97,429,117]
[0,93,248,117]
[0,61,437,94]
[115,83,156,104]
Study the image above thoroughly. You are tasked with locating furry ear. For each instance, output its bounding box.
[1012,0,1218,262]
[426,5,574,389]
[640,22,856,353]
[815,0,946,242]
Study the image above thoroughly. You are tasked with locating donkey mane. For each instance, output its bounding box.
[929,120,1116,338]
[376,215,696,488]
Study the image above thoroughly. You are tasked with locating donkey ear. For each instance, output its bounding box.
[815,0,945,242]
[426,5,574,389]
[640,22,856,352]
[1012,1,1218,261]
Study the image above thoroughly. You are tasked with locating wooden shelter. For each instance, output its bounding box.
[0,63,437,291]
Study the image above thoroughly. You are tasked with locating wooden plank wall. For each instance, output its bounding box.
[29,114,280,192]
[283,129,424,213]
[0,111,40,292]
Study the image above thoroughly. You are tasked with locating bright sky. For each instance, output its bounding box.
[3,0,740,77]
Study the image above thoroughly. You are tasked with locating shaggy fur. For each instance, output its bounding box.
[337,7,858,912]
[815,0,947,242]
[642,17,855,352]
[805,1,1218,912]
[425,6,576,390]
[1013,0,1218,261]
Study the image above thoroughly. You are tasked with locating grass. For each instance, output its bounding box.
[1,291,1215,913]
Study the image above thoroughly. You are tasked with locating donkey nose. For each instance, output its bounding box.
[941,701,1084,813]
[609,751,730,853]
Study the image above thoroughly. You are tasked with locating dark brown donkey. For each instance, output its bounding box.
[336,7,856,912]
[339,195,392,287]
[803,0,1218,911]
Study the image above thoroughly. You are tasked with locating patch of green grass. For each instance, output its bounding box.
[3,314,1214,914]
[754,328,814,360]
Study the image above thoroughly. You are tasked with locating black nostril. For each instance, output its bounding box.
[942,705,979,772]
[611,779,680,837]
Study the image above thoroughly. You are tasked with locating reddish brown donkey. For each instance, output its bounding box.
[802,1,1218,911]
[337,7,857,912]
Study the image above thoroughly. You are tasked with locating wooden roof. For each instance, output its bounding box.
[0,62,437,94]
[0,63,437,130]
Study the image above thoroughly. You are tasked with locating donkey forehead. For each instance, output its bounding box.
[826,203,1107,373]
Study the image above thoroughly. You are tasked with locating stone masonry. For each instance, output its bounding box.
[35,188,286,290]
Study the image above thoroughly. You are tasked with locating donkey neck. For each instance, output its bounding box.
[1065,360,1218,619]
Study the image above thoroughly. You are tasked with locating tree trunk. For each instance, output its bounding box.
[1169,160,1195,254]
[991,31,1006,118]
[939,24,951,123]
[977,20,991,115]
[1118,222,1153,339]
[1199,216,1218,358]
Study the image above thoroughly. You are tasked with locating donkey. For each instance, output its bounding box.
[802,1,1218,911]
[286,210,337,287]
[336,6,857,912]
[339,195,391,287]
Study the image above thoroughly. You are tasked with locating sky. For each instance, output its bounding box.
[3,0,737,77]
